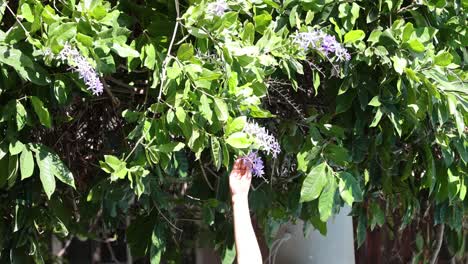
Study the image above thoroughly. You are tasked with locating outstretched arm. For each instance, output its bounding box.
[229,158,262,264]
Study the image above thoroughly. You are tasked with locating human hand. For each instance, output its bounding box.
[229,158,252,201]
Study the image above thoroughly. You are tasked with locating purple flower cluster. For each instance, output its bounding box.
[58,44,104,95]
[243,121,281,158]
[294,30,351,62]
[207,0,229,16]
[241,152,265,178]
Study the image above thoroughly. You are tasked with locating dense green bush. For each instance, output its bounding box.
[0,0,466,262]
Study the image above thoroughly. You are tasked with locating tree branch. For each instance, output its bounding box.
[124,0,180,162]
[430,224,445,264]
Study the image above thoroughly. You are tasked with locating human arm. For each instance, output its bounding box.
[229,158,262,264]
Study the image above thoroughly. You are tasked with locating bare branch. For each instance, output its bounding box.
[124,0,181,162]
[430,224,445,264]
[200,160,215,191]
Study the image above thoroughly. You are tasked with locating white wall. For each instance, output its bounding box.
[271,206,355,264]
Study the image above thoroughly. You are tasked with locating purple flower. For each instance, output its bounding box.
[293,30,351,62]
[335,46,351,61]
[294,30,326,50]
[243,121,281,158]
[207,0,229,16]
[320,35,338,55]
[241,152,264,178]
[58,44,104,95]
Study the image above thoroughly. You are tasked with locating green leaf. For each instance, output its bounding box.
[263,0,280,9]
[20,4,34,22]
[157,142,185,153]
[356,213,367,248]
[214,98,229,122]
[199,94,213,124]
[76,33,94,47]
[211,137,222,170]
[392,56,407,75]
[367,29,382,44]
[402,22,414,42]
[175,107,187,122]
[221,142,230,169]
[338,172,363,205]
[16,101,27,131]
[0,46,49,85]
[370,203,385,230]
[104,155,127,180]
[49,22,77,44]
[422,144,436,193]
[253,13,272,33]
[187,27,208,38]
[300,163,328,202]
[177,43,194,61]
[407,39,425,52]
[7,154,18,188]
[289,6,298,28]
[53,78,71,105]
[434,52,453,66]
[388,112,402,137]
[20,147,34,180]
[319,175,337,222]
[35,150,56,199]
[305,11,314,24]
[242,23,255,44]
[111,43,140,58]
[368,96,381,107]
[225,116,246,136]
[297,147,320,172]
[344,30,365,43]
[9,140,24,155]
[323,144,350,166]
[0,155,8,188]
[370,108,383,127]
[30,96,52,128]
[225,132,251,149]
[335,91,355,114]
[150,225,165,264]
[222,244,236,264]
[30,144,75,188]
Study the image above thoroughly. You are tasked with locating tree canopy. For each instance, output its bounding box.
[0,0,466,262]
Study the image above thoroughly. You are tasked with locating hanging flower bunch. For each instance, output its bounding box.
[57,44,104,95]
[207,0,229,16]
[240,121,281,179]
[294,30,351,62]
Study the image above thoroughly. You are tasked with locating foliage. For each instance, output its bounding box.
[0,0,466,262]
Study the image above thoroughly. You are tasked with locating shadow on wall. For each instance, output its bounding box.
[195,206,355,264]
[272,206,355,264]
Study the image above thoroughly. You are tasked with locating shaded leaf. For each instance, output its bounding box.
[300,163,327,202]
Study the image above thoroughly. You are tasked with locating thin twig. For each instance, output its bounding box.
[204,165,220,179]
[155,205,183,233]
[430,224,445,264]
[124,0,180,161]
[199,160,215,191]
[397,2,418,14]
[106,76,144,92]
[126,215,132,264]
[4,2,31,39]
[56,237,74,257]
[185,194,202,201]
[101,77,120,107]
[106,241,122,264]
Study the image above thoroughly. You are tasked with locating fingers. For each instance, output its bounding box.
[233,158,242,171]
[245,169,252,180]
[231,158,249,178]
